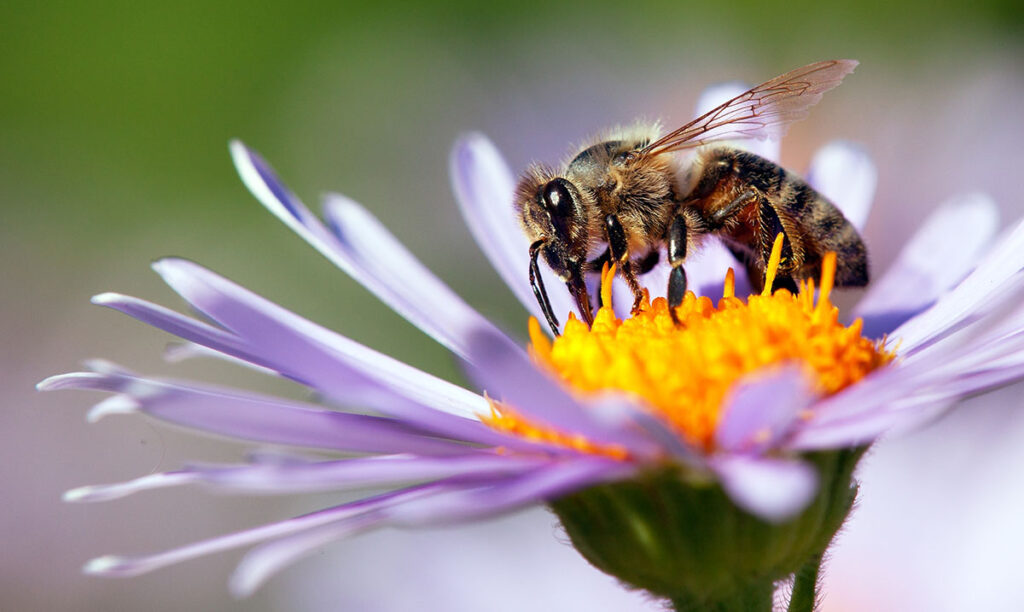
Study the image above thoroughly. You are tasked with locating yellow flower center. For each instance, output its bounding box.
[485,236,893,457]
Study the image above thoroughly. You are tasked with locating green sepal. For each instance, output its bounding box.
[549,448,863,611]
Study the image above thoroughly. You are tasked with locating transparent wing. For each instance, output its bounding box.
[637,60,858,158]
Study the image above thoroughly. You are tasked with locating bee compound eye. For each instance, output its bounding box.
[542,179,574,218]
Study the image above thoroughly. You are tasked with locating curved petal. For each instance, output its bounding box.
[38,370,475,454]
[709,455,818,522]
[715,366,815,454]
[805,140,877,231]
[91,293,255,361]
[893,213,1024,354]
[229,515,377,597]
[151,259,487,423]
[855,193,998,338]
[229,457,633,596]
[450,133,576,325]
[231,140,505,361]
[65,454,548,501]
[82,484,440,578]
[461,325,665,457]
[321,193,517,361]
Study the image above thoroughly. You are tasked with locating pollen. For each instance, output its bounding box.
[485,235,893,455]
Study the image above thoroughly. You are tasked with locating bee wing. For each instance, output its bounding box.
[637,60,858,158]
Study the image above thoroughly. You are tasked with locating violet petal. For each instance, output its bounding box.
[38,370,476,455]
[893,215,1024,354]
[321,193,518,361]
[715,366,815,454]
[461,326,664,457]
[150,259,503,429]
[450,133,576,325]
[855,193,998,337]
[83,484,440,579]
[231,140,503,361]
[67,454,549,501]
[381,457,636,525]
[230,457,632,596]
[709,454,818,522]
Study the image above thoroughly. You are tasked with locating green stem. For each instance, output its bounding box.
[670,581,775,612]
[787,552,823,612]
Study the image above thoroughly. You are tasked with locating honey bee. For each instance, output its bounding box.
[516,60,868,335]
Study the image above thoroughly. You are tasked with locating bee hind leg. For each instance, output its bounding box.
[756,202,800,294]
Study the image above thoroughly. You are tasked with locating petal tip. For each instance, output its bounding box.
[87,395,139,422]
[36,373,73,392]
[90,292,122,306]
[83,555,129,577]
[63,485,96,503]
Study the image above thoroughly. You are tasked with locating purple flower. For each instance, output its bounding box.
[39,82,1024,601]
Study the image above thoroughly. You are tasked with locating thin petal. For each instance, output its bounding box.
[788,397,955,450]
[893,213,1024,354]
[231,140,502,360]
[64,472,199,503]
[855,193,999,337]
[83,485,439,578]
[450,133,576,325]
[789,316,1024,451]
[715,366,815,454]
[321,193,516,361]
[378,457,635,525]
[39,370,475,454]
[710,455,818,522]
[66,454,548,501]
[91,293,255,362]
[805,141,877,231]
[230,457,633,596]
[229,516,377,597]
[150,259,497,430]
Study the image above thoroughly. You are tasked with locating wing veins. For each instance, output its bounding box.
[637,59,857,158]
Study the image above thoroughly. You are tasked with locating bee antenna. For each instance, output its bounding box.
[529,240,561,336]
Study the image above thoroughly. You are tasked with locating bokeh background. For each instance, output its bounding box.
[5,2,1024,610]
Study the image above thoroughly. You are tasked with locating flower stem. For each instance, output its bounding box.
[787,552,823,612]
[669,581,774,612]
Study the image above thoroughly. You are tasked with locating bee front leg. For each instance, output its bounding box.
[604,214,644,314]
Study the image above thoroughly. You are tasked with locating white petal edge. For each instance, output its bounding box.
[710,455,818,522]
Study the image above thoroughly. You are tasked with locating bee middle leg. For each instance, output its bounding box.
[604,214,645,313]
[665,207,706,324]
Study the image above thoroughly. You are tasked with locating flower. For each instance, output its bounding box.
[40,80,1024,605]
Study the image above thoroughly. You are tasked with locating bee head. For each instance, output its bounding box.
[515,167,594,333]
[515,169,590,280]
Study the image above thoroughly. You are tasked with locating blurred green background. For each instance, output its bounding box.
[5,2,1023,610]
